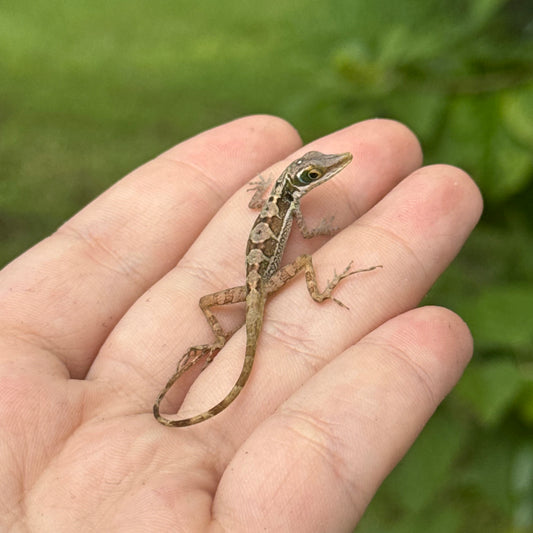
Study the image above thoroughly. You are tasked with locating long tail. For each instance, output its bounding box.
[153,295,265,427]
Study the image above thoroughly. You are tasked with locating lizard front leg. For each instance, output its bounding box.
[266,254,382,309]
[294,200,339,238]
[153,284,247,426]
[247,174,274,210]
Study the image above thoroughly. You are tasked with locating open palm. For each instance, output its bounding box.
[0,116,481,532]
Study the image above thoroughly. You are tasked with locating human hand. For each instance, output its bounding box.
[0,116,482,532]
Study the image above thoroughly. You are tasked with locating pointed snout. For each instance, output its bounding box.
[322,151,353,173]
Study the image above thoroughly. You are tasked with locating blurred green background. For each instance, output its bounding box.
[1,0,533,531]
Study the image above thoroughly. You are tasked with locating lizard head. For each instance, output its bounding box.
[286,151,353,197]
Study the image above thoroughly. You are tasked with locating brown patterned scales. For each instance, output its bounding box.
[153,151,380,427]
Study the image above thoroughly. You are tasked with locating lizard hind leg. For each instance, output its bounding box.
[153,341,224,425]
[153,284,247,427]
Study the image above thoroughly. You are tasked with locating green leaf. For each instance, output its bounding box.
[491,130,533,198]
[458,427,515,513]
[384,409,467,512]
[511,445,533,529]
[501,87,533,149]
[455,360,525,425]
[468,0,509,26]
[516,381,533,426]
[458,284,533,349]
[435,95,493,173]
[385,89,447,141]
[333,41,387,89]
[366,507,463,533]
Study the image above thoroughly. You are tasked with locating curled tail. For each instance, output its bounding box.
[153,295,264,427]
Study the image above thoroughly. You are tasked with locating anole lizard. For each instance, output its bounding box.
[153,151,380,427]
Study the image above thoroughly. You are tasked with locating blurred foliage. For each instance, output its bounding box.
[1,0,533,531]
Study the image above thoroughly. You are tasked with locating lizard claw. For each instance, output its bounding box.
[315,215,339,236]
[247,174,273,193]
[332,297,350,310]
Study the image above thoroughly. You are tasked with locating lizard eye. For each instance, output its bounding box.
[297,169,322,185]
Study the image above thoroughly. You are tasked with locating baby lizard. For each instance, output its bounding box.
[153,151,380,427]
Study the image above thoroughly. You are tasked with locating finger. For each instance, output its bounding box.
[213,306,473,531]
[131,161,481,441]
[91,119,422,412]
[0,115,301,377]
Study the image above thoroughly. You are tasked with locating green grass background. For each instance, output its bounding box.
[1,0,533,531]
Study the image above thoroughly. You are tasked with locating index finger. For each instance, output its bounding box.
[0,115,302,377]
